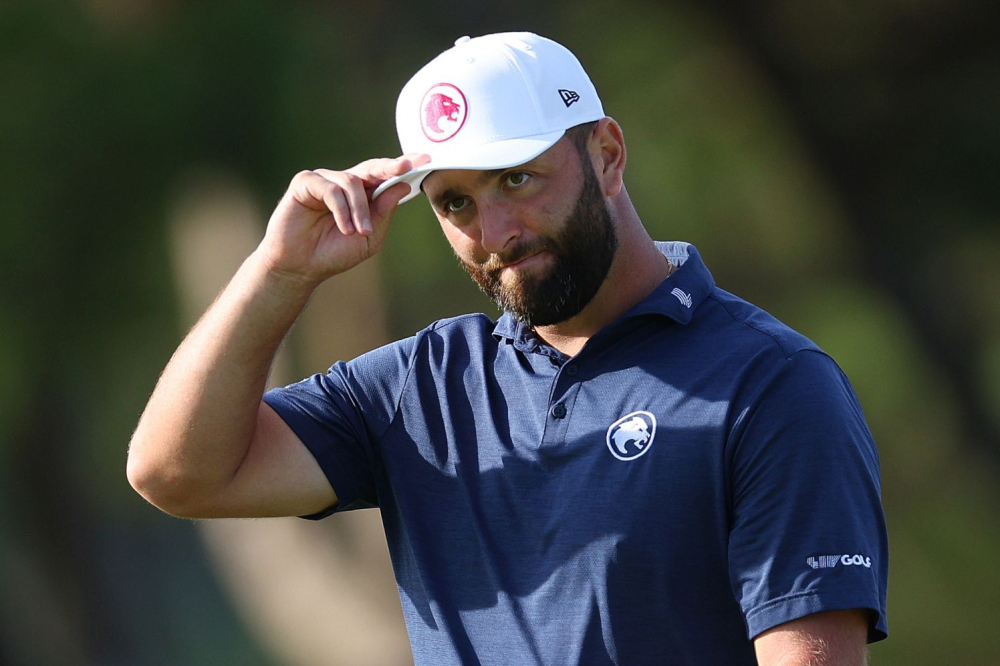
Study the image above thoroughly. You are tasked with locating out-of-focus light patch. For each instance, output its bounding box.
[166,169,265,322]
[200,514,411,666]
[78,0,173,34]
[296,249,391,369]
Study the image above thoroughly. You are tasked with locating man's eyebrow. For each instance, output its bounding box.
[426,167,512,208]
[477,167,508,183]
[428,187,461,209]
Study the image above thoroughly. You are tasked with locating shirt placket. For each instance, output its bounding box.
[539,355,581,449]
[510,327,583,451]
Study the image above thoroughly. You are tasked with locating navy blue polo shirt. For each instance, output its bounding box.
[264,241,889,665]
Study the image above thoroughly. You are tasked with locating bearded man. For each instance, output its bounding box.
[128,32,888,665]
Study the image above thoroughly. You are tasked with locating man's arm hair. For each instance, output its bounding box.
[753,609,870,666]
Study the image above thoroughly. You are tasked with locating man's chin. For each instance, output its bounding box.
[504,304,578,328]
[499,288,588,328]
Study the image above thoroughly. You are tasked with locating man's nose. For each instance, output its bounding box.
[477,197,521,255]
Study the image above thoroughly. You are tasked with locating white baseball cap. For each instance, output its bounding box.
[372,32,605,203]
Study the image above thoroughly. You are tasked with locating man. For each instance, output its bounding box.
[128,32,888,664]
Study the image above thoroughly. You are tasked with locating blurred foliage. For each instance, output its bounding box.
[1,0,998,664]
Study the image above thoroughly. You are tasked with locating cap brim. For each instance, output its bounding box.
[372,129,566,204]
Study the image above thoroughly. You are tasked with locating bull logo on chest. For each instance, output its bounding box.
[606,411,658,461]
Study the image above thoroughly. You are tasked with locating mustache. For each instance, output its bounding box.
[482,237,551,272]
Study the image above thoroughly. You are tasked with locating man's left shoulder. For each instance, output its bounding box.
[699,287,821,360]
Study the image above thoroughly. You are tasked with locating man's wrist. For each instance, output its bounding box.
[244,248,321,307]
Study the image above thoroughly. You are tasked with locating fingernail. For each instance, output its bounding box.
[361,218,372,233]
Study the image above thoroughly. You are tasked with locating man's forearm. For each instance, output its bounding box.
[754,610,870,666]
[127,250,314,513]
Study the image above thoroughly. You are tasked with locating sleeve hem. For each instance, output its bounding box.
[744,587,888,644]
[262,391,371,519]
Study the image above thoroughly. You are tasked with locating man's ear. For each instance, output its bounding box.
[590,117,627,197]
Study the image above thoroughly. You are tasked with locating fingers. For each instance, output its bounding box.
[292,170,371,236]
[286,154,430,237]
[311,169,372,234]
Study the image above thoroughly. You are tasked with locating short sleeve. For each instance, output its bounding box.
[263,336,416,518]
[726,349,889,642]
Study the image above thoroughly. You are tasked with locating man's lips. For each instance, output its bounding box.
[500,250,547,271]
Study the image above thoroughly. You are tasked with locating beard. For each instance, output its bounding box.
[459,158,618,328]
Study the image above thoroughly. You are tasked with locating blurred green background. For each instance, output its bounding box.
[2,1,999,664]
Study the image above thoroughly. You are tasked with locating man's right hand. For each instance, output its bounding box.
[128,154,429,519]
[257,154,431,288]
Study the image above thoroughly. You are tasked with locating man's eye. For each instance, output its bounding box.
[445,197,469,213]
[504,172,530,187]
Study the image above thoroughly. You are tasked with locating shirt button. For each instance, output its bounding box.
[565,365,579,377]
[551,403,567,419]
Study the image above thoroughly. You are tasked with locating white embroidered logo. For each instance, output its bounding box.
[807,554,872,570]
[606,411,657,461]
[671,288,693,308]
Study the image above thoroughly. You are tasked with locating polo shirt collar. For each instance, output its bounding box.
[492,241,715,345]
[627,241,715,325]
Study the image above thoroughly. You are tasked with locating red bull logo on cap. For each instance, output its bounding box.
[420,83,468,142]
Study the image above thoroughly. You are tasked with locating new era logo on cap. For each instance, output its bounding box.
[558,89,580,107]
